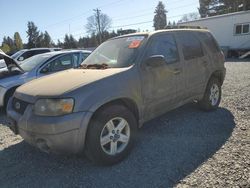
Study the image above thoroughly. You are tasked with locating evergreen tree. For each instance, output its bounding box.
[199,0,250,17]
[199,0,211,18]
[63,34,77,49]
[69,35,77,49]
[14,32,23,50]
[153,1,167,30]
[36,32,45,47]
[0,43,10,53]
[43,31,52,47]
[2,36,15,52]
[26,21,39,48]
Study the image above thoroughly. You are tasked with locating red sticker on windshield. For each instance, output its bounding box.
[128,40,142,49]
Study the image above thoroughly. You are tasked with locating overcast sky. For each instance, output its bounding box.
[0,0,199,43]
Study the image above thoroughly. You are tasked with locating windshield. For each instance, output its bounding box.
[11,50,26,59]
[20,54,52,72]
[81,35,146,68]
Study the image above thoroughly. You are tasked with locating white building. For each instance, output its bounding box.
[178,11,250,56]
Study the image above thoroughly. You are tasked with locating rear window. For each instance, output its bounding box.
[177,32,204,60]
[197,32,220,53]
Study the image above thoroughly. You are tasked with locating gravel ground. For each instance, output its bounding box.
[0,61,249,188]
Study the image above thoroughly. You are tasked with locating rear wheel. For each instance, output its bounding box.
[199,77,221,111]
[84,104,137,165]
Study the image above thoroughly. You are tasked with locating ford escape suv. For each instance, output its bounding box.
[7,29,226,165]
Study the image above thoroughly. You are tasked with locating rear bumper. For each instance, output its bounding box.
[7,97,93,154]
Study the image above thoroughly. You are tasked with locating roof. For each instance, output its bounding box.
[179,10,250,24]
[28,47,61,50]
[112,28,209,40]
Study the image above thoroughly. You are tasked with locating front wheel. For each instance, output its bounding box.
[84,104,137,165]
[199,77,222,111]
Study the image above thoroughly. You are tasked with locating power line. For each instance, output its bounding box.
[52,2,199,41]
[43,0,128,29]
[111,20,153,29]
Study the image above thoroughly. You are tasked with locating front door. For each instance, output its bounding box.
[140,33,185,121]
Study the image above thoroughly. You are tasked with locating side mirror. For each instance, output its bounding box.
[145,55,166,67]
[18,56,24,61]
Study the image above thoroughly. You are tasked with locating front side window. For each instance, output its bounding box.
[41,54,73,73]
[147,34,179,63]
[178,32,204,60]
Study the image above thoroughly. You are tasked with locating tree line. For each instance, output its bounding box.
[199,0,250,18]
[1,1,249,54]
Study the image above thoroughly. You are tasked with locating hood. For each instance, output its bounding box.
[16,67,130,98]
[0,50,24,72]
[0,72,29,88]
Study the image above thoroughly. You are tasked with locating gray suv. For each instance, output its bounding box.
[7,29,226,165]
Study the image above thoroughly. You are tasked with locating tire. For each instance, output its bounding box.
[199,77,221,111]
[84,104,137,165]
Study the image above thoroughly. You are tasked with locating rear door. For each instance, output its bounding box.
[176,31,209,98]
[141,33,185,120]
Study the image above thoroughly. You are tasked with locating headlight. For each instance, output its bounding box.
[34,98,74,116]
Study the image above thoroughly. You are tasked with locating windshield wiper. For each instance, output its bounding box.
[79,63,110,69]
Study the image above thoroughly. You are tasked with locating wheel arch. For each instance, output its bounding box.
[89,97,140,127]
[209,70,225,86]
[4,85,20,107]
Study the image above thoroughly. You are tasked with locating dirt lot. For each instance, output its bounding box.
[0,61,249,188]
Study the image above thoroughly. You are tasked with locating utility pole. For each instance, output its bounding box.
[93,8,102,44]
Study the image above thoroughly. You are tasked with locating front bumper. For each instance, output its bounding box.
[7,97,93,154]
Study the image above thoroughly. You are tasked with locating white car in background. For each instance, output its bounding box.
[0,48,61,68]
[0,49,91,109]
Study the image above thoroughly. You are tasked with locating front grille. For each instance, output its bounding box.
[12,97,29,115]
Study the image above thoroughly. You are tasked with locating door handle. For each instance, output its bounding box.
[202,61,208,66]
[173,68,181,75]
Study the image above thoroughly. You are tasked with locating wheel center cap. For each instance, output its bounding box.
[113,133,120,141]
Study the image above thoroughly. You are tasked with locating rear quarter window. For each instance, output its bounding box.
[177,32,204,60]
[197,32,220,53]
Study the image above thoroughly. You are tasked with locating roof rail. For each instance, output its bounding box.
[164,25,207,29]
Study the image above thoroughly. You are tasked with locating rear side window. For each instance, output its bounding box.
[33,49,50,55]
[178,32,204,60]
[19,51,33,60]
[147,34,179,63]
[197,32,220,53]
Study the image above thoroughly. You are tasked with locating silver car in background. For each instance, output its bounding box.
[0,49,91,108]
